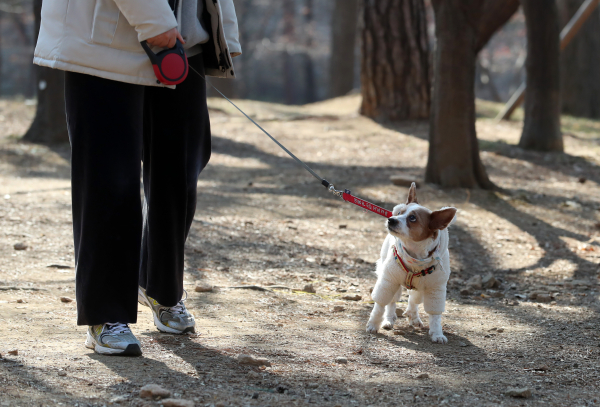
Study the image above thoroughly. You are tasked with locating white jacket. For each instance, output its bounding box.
[33,0,241,87]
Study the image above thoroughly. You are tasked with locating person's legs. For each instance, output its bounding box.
[139,54,211,307]
[65,72,145,326]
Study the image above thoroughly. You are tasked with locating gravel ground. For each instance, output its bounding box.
[0,96,599,406]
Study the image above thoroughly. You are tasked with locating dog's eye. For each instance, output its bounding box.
[408,214,417,222]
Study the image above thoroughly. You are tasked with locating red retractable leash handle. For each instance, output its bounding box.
[141,39,189,85]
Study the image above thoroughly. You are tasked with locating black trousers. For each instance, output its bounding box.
[65,55,211,326]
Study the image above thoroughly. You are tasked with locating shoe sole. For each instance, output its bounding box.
[85,332,142,356]
[138,288,196,335]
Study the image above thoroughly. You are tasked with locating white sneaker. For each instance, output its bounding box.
[85,323,142,356]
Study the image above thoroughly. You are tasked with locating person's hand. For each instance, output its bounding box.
[146,28,185,48]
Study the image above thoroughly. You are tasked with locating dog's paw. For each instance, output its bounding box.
[403,309,423,328]
[430,333,448,344]
[366,323,379,334]
[381,314,396,330]
[381,320,394,330]
[407,316,424,328]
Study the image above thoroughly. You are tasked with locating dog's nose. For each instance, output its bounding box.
[387,218,398,227]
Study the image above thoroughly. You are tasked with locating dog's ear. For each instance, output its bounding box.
[406,182,418,204]
[429,207,457,231]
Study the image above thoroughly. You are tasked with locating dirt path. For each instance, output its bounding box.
[0,96,599,406]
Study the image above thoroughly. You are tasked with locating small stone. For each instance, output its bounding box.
[161,398,195,407]
[325,275,339,282]
[247,371,260,379]
[496,328,504,333]
[390,175,420,188]
[416,373,429,379]
[251,392,259,399]
[505,388,532,398]
[342,294,361,301]
[458,342,468,347]
[535,364,549,372]
[57,371,67,377]
[13,242,27,251]
[578,177,586,183]
[482,273,499,289]
[139,384,171,400]
[395,308,404,317]
[563,200,581,209]
[460,288,472,296]
[338,224,347,229]
[466,275,482,290]
[306,383,319,389]
[8,350,18,356]
[536,294,552,303]
[489,291,504,298]
[16,299,24,303]
[60,297,74,303]
[194,284,213,293]
[275,384,289,394]
[335,357,348,364]
[108,395,129,404]
[571,279,592,287]
[332,306,345,312]
[393,329,405,335]
[237,354,271,367]
[302,284,316,293]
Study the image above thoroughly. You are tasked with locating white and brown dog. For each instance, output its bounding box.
[366,183,456,344]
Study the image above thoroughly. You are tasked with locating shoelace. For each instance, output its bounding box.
[168,290,188,315]
[104,322,129,335]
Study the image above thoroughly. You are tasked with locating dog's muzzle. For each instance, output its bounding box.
[387,218,401,232]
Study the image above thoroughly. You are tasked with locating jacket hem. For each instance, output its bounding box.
[33,57,172,88]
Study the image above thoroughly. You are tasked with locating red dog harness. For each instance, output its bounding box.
[392,245,436,290]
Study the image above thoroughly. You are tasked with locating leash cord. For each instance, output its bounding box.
[188,65,393,218]
[189,65,330,189]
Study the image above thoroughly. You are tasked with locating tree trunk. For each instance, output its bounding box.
[425,0,492,189]
[558,0,600,118]
[23,0,69,143]
[425,0,519,189]
[360,0,430,121]
[519,0,563,152]
[329,0,359,98]
[283,0,297,105]
[303,0,317,103]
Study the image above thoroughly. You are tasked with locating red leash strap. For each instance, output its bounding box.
[341,190,392,218]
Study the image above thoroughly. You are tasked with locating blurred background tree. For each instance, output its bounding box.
[425,0,520,189]
[2,0,599,188]
[519,0,562,152]
[558,0,600,119]
[359,0,430,121]
[329,0,358,98]
[23,0,68,143]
